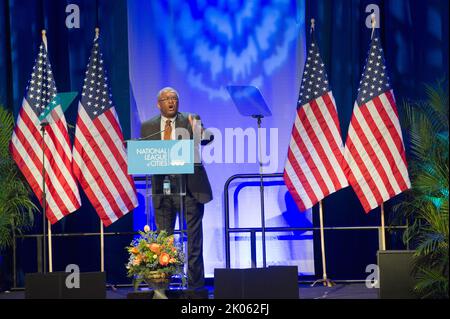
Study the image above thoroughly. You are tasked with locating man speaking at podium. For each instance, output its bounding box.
[140,87,213,290]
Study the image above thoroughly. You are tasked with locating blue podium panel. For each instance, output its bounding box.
[127,140,194,175]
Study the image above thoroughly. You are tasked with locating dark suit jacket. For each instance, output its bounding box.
[140,112,213,208]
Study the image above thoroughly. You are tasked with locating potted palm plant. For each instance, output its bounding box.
[0,106,37,290]
[394,80,449,299]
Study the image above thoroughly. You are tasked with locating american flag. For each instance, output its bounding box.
[284,32,348,211]
[9,35,81,224]
[72,35,138,226]
[344,35,411,213]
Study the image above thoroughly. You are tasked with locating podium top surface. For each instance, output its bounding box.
[226,85,272,117]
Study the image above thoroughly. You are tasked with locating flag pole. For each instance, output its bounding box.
[371,13,376,40]
[48,220,53,272]
[319,200,330,285]
[370,14,387,252]
[41,29,54,273]
[380,203,386,250]
[309,19,334,287]
[311,200,335,287]
[95,26,106,273]
[100,221,105,272]
[40,29,49,274]
[40,121,48,273]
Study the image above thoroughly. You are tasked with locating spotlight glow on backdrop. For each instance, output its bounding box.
[127,0,314,277]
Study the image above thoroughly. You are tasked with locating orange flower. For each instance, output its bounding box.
[159,253,170,266]
[169,258,176,264]
[130,247,139,255]
[171,247,177,253]
[149,243,161,255]
[133,255,142,265]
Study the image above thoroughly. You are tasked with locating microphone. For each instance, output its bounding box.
[123,126,170,144]
[139,126,170,140]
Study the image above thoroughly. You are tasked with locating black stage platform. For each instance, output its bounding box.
[0,283,378,299]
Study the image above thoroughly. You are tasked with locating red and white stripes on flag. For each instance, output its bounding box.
[72,35,138,226]
[284,36,348,211]
[344,36,410,213]
[9,38,81,224]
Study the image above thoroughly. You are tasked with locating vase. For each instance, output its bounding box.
[144,272,170,299]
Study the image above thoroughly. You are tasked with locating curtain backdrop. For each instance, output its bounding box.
[305,0,448,279]
[0,0,132,286]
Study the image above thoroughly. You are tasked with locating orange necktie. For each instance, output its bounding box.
[163,120,172,140]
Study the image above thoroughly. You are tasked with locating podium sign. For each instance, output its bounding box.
[127,140,194,175]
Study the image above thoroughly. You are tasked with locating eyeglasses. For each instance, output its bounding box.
[159,96,178,102]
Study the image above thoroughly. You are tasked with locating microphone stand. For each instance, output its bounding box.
[123,126,171,144]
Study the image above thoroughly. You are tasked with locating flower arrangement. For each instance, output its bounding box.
[126,225,185,289]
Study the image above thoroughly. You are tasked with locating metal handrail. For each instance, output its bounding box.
[224,173,283,268]
[12,174,408,287]
[223,173,407,269]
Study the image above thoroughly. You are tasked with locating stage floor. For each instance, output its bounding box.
[0,283,378,299]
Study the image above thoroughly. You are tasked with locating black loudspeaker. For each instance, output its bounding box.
[25,272,61,299]
[25,272,106,299]
[378,250,416,299]
[214,266,299,299]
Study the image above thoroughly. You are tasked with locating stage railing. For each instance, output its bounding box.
[224,173,407,269]
[11,174,407,289]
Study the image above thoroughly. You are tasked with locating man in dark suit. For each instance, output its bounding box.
[140,87,213,289]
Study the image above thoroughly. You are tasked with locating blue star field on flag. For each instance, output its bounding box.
[26,43,57,120]
[81,39,113,120]
[298,37,329,107]
[356,36,390,106]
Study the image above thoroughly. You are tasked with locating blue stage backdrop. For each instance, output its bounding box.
[127,0,314,277]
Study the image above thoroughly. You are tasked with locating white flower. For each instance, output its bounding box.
[144,225,150,232]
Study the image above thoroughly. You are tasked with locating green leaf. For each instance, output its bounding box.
[396,80,449,299]
[0,105,37,249]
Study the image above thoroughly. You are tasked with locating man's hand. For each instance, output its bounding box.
[188,114,213,145]
[188,113,203,137]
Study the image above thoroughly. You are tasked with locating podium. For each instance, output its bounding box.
[146,175,188,237]
[127,140,194,285]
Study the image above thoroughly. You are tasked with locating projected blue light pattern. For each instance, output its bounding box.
[149,0,299,100]
[127,0,313,277]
